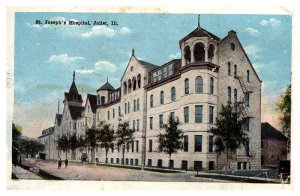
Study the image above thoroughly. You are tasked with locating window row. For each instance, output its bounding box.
[106,99,141,120]
[227,87,250,107]
[183,42,216,64]
[107,158,139,166]
[147,159,215,170]
[152,63,173,83]
[227,62,251,83]
[123,74,142,95]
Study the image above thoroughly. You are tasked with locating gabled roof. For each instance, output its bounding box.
[179,27,221,46]
[55,114,62,126]
[64,81,83,102]
[86,94,97,113]
[97,81,115,92]
[261,122,288,141]
[68,105,84,120]
[138,59,159,71]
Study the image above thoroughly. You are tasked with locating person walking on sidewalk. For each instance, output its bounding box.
[65,158,68,169]
[58,158,62,169]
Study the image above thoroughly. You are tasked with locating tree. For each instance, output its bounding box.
[85,127,98,163]
[210,104,248,171]
[12,123,23,165]
[98,122,115,163]
[277,84,291,138]
[69,132,78,159]
[20,137,45,158]
[115,118,134,165]
[157,115,183,168]
[56,134,70,158]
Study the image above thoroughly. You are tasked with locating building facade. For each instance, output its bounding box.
[38,127,55,159]
[42,24,262,170]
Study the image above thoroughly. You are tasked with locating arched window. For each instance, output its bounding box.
[137,74,141,88]
[137,98,140,111]
[228,87,232,104]
[123,81,127,95]
[234,64,237,76]
[208,44,215,61]
[171,87,176,102]
[195,76,203,93]
[185,78,189,95]
[228,62,231,75]
[128,79,132,93]
[210,77,214,95]
[160,91,164,105]
[184,46,191,64]
[194,42,205,62]
[234,88,237,103]
[134,99,136,112]
[150,94,153,108]
[133,77,137,91]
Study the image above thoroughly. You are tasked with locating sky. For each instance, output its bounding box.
[13,13,291,138]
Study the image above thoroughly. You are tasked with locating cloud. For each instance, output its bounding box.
[94,60,117,72]
[81,26,131,38]
[76,69,95,74]
[48,54,85,64]
[245,27,260,36]
[260,18,281,27]
[169,52,181,59]
[244,45,262,59]
[36,83,62,90]
[26,22,43,29]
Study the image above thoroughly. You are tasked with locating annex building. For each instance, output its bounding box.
[41,23,262,171]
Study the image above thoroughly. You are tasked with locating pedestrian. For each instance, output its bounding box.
[65,158,68,169]
[58,158,62,169]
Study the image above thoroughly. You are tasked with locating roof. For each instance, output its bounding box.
[87,94,97,113]
[138,59,159,71]
[64,81,83,102]
[261,122,289,141]
[179,27,221,46]
[55,114,62,126]
[97,81,115,92]
[68,105,84,120]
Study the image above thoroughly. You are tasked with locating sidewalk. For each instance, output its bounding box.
[12,165,43,180]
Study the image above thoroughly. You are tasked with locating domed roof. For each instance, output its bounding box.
[179,27,220,46]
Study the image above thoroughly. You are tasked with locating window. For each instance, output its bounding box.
[137,98,140,111]
[131,141,134,152]
[228,62,231,75]
[159,114,164,128]
[168,64,173,76]
[169,160,174,168]
[183,135,188,152]
[148,159,152,166]
[195,105,203,123]
[130,158,133,165]
[194,161,203,171]
[171,87,176,101]
[209,136,213,153]
[125,103,127,114]
[244,118,250,131]
[157,70,162,81]
[209,106,214,124]
[195,135,202,152]
[134,99,136,112]
[227,86,232,104]
[149,140,152,152]
[128,102,130,113]
[113,108,115,118]
[101,96,105,105]
[107,111,110,120]
[111,146,114,153]
[137,119,139,131]
[230,43,235,51]
[195,76,203,93]
[247,70,250,82]
[135,159,138,166]
[160,91,164,104]
[116,158,119,164]
[133,120,136,131]
[150,94,153,107]
[234,64,237,76]
[163,66,168,78]
[137,74,141,88]
[118,106,121,116]
[234,88,237,104]
[182,160,188,170]
[185,78,189,95]
[244,141,250,156]
[157,159,162,168]
[136,140,139,152]
[210,77,214,95]
[194,42,205,62]
[149,117,153,130]
[170,112,175,121]
[245,93,250,107]
[184,46,191,64]
[184,106,189,123]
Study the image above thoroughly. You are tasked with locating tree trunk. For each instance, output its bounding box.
[122,145,125,165]
[105,148,108,163]
[65,150,68,159]
[169,154,171,168]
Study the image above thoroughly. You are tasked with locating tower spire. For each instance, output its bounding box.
[73,71,75,82]
[132,48,135,56]
[198,14,200,28]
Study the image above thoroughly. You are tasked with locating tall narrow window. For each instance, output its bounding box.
[133,120,136,131]
[210,77,214,95]
[137,98,140,111]
[209,136,213,153]
[247,70,250,82]
[171,87,176,102]
[195,135,203,152]
[245,93,250,107]
[170,112,175,121]
[159,114,164,128]
[234,88,237,103]
[185,78,189,95]
[136,140,139,152]
[125,103,127,114]
[234,64,237,76]
[131,141,134,153]
[160,91,164,104]
[149,140,153,152]
[150,94,153,108]
[168,64,173,76]
[134,99,136,112]
[209,106,214,124]
[244,118,250,131]
[137,119,139,131]
[195,76,203,93]
[128,102,130,113]
[228,62,231,75]
[113,108,115,118]
[149,117,153,130]
[118,106,121,116]
[227,86,232,104]
[195,105,203,123]
[244,141,250,156]
[183,135,189,152]
[184,106,189,123]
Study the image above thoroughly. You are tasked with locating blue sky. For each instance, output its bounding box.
[13,13,291,137]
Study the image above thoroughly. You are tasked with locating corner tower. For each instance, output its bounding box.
[63,71,83,107]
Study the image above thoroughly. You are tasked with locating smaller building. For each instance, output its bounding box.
[38,127,54,159]
[261,122,288,168]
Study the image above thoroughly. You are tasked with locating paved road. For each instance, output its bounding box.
[12,165,43,180]
[21,158,230,182]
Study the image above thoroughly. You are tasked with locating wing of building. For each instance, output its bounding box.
[41,24,262,171]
